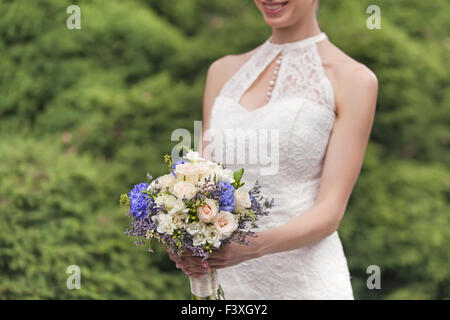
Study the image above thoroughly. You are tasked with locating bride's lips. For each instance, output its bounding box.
[262,1,290,16]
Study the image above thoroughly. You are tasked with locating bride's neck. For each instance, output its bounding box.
[270,16,321,44]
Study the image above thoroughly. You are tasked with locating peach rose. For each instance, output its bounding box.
[213,211,238,240]
[197,198,218,223]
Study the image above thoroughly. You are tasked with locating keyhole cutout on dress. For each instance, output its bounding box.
[238,52,283,112]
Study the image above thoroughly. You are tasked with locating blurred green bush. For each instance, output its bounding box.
[0,0,448,299]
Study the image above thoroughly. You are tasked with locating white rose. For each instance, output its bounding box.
[174,163,198,178]
[233,188,252,212]
[155,174,175,190]
[172,181,197,200]
[197,198,218,223]
[174,163,207,184]
[213,211,239,240]
[205,226,221,248]
[152,213,175,235]
[193,163,211,177]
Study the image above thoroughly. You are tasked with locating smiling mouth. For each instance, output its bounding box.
[262,1,289,15]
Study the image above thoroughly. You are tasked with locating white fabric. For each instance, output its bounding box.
[209,33,354,299]
[189,271,219,298]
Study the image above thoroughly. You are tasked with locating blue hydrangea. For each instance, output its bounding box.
[171,159,185,176]
[218,181,235,212]
[128,183,152,220]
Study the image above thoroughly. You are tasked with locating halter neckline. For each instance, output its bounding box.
[266,32,327,50]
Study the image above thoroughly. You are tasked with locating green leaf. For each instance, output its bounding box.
[233,168,244,183]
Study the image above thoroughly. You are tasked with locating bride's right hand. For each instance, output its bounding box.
[167,250,211,278]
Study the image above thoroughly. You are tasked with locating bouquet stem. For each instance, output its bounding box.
[189,270,222,300]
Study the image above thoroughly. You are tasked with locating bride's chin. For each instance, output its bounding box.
[263,15,293,29]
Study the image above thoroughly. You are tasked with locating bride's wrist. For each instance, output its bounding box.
[251,231,271,259]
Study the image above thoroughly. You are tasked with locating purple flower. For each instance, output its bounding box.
[171,159,185,176]
[217,181,235,212]
[128,183,152,220]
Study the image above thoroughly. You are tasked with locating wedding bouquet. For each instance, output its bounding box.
[120,151,274,299]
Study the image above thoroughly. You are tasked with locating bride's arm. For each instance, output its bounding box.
[208,63,378,268]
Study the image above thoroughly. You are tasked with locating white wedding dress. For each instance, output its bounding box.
[209,33,354,299]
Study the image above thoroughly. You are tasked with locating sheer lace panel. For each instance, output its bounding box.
[220,32,335,113]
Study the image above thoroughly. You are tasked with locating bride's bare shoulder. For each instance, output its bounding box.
[205,48,258,96]
[318,40,378,115]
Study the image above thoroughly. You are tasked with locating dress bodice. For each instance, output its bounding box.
[209,32,336,230]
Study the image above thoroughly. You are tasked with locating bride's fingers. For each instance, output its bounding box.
[168,252,182,263]
[208,250,228,261]
[180,265,209,274]
[174,258,207,269]
[181,256,204,267]
[205,258,228,268]
[180,250,196,257]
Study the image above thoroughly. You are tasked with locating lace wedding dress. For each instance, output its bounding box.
[208,33,354,299]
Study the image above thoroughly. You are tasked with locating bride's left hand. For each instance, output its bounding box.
[207,239,262,270]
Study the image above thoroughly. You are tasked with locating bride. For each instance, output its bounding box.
[168,0,378,299]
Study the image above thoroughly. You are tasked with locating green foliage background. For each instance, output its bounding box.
[0,0,448,299]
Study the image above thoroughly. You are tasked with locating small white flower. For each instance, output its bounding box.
[186,222,201,236]
[170,210,189,229]
[148,180,157,192]
[213,211,239,240]
[205,226,221,248]
[156,194,185,214]
[192,222,208,246]
[193,233,207,246]
[185,151,205,163]
[206,160,219,170]
[186,221,207,236]
[154,195,164,206]
[234,188,252,213]
[213,166,235,183]
[152,213,175,235]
